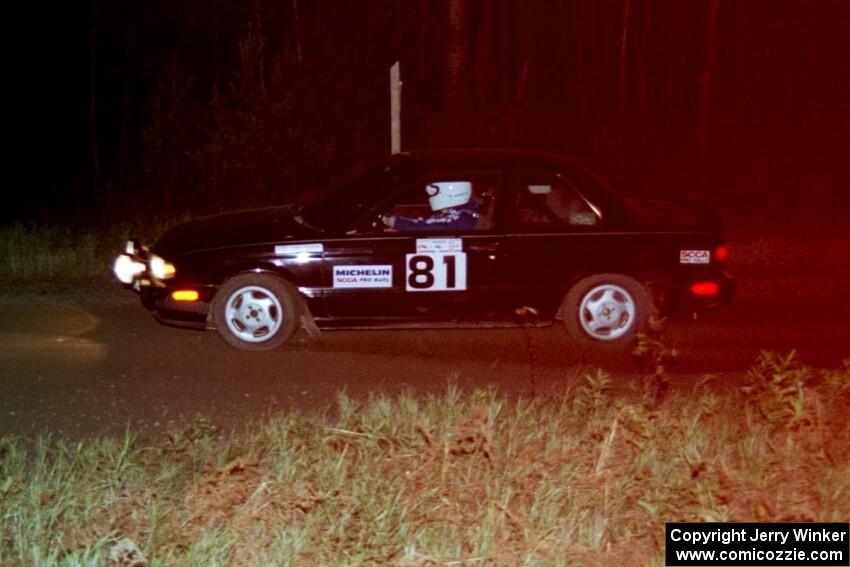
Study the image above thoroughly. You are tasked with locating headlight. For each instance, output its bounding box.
[113,254,145,284]
[149,254,176,280]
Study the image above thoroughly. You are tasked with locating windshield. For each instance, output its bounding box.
[301,161,396,232]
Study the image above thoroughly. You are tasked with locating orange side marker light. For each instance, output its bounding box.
[172,290,199,302]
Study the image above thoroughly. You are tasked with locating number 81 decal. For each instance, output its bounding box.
[405,253,467,291]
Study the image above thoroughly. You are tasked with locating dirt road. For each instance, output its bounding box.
[1,274,848,441]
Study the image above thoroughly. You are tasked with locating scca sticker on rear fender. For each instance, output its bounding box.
[680,249,711,264]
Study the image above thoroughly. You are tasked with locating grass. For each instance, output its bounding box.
[0,223,109,281]
[0,218,183,282]
[1,353,848,566]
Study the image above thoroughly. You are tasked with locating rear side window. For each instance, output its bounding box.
[508,172,601,231]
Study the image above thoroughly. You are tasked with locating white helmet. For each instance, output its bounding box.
[427,181,472,211]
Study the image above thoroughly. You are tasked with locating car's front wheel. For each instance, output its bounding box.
[213,273,300,350]
[561,274,650,348]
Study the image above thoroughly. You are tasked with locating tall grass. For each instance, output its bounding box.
[0,218,182,281]
[0,224,105,280]
[1,354,848,566]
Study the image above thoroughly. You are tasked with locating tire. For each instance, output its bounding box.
[212,273,300,350]
[561,273,650,348]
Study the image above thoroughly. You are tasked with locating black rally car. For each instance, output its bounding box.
[113,149,734,350]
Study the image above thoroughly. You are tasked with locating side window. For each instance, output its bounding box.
[509,172,600,231]
[378,173,499,233]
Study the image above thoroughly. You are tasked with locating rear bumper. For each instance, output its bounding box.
[668,271,735,313]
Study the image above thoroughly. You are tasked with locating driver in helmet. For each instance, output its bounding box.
[382,181,480,232]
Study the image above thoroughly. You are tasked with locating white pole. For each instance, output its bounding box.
[390,61,402,154]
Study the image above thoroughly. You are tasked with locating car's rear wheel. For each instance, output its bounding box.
[213,273,300,350]
[561,274,650,348]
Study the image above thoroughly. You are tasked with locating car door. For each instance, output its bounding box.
[320,170,505,324]
[498,167,616,318]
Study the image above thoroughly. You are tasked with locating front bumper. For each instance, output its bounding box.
[114,240,215,330]
[139,286,214,330]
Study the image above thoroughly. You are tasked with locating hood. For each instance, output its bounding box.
[154,205,318,257]
[628,197,721,232]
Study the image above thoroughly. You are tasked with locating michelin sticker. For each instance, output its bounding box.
[275,243,324,255]
[679,249,710,264]
[333,265,393,288]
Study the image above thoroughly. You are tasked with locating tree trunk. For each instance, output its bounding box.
[417,0,429,77]
[117,23,134,190]
[499,0,510,105]
[474,0,493,112]
[636,0,652,153]
[291,0,302,65]
[89,0,100,196]
[698,0,719,160]
[666,2,691,153]
[575,0,587,128]
[445,0,468,130]
[619,0,632,123]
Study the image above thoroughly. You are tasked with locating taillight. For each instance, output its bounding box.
[714,245,729,264]
[691,282,720,297]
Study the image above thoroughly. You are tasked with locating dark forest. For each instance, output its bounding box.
[7,0,850,224]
